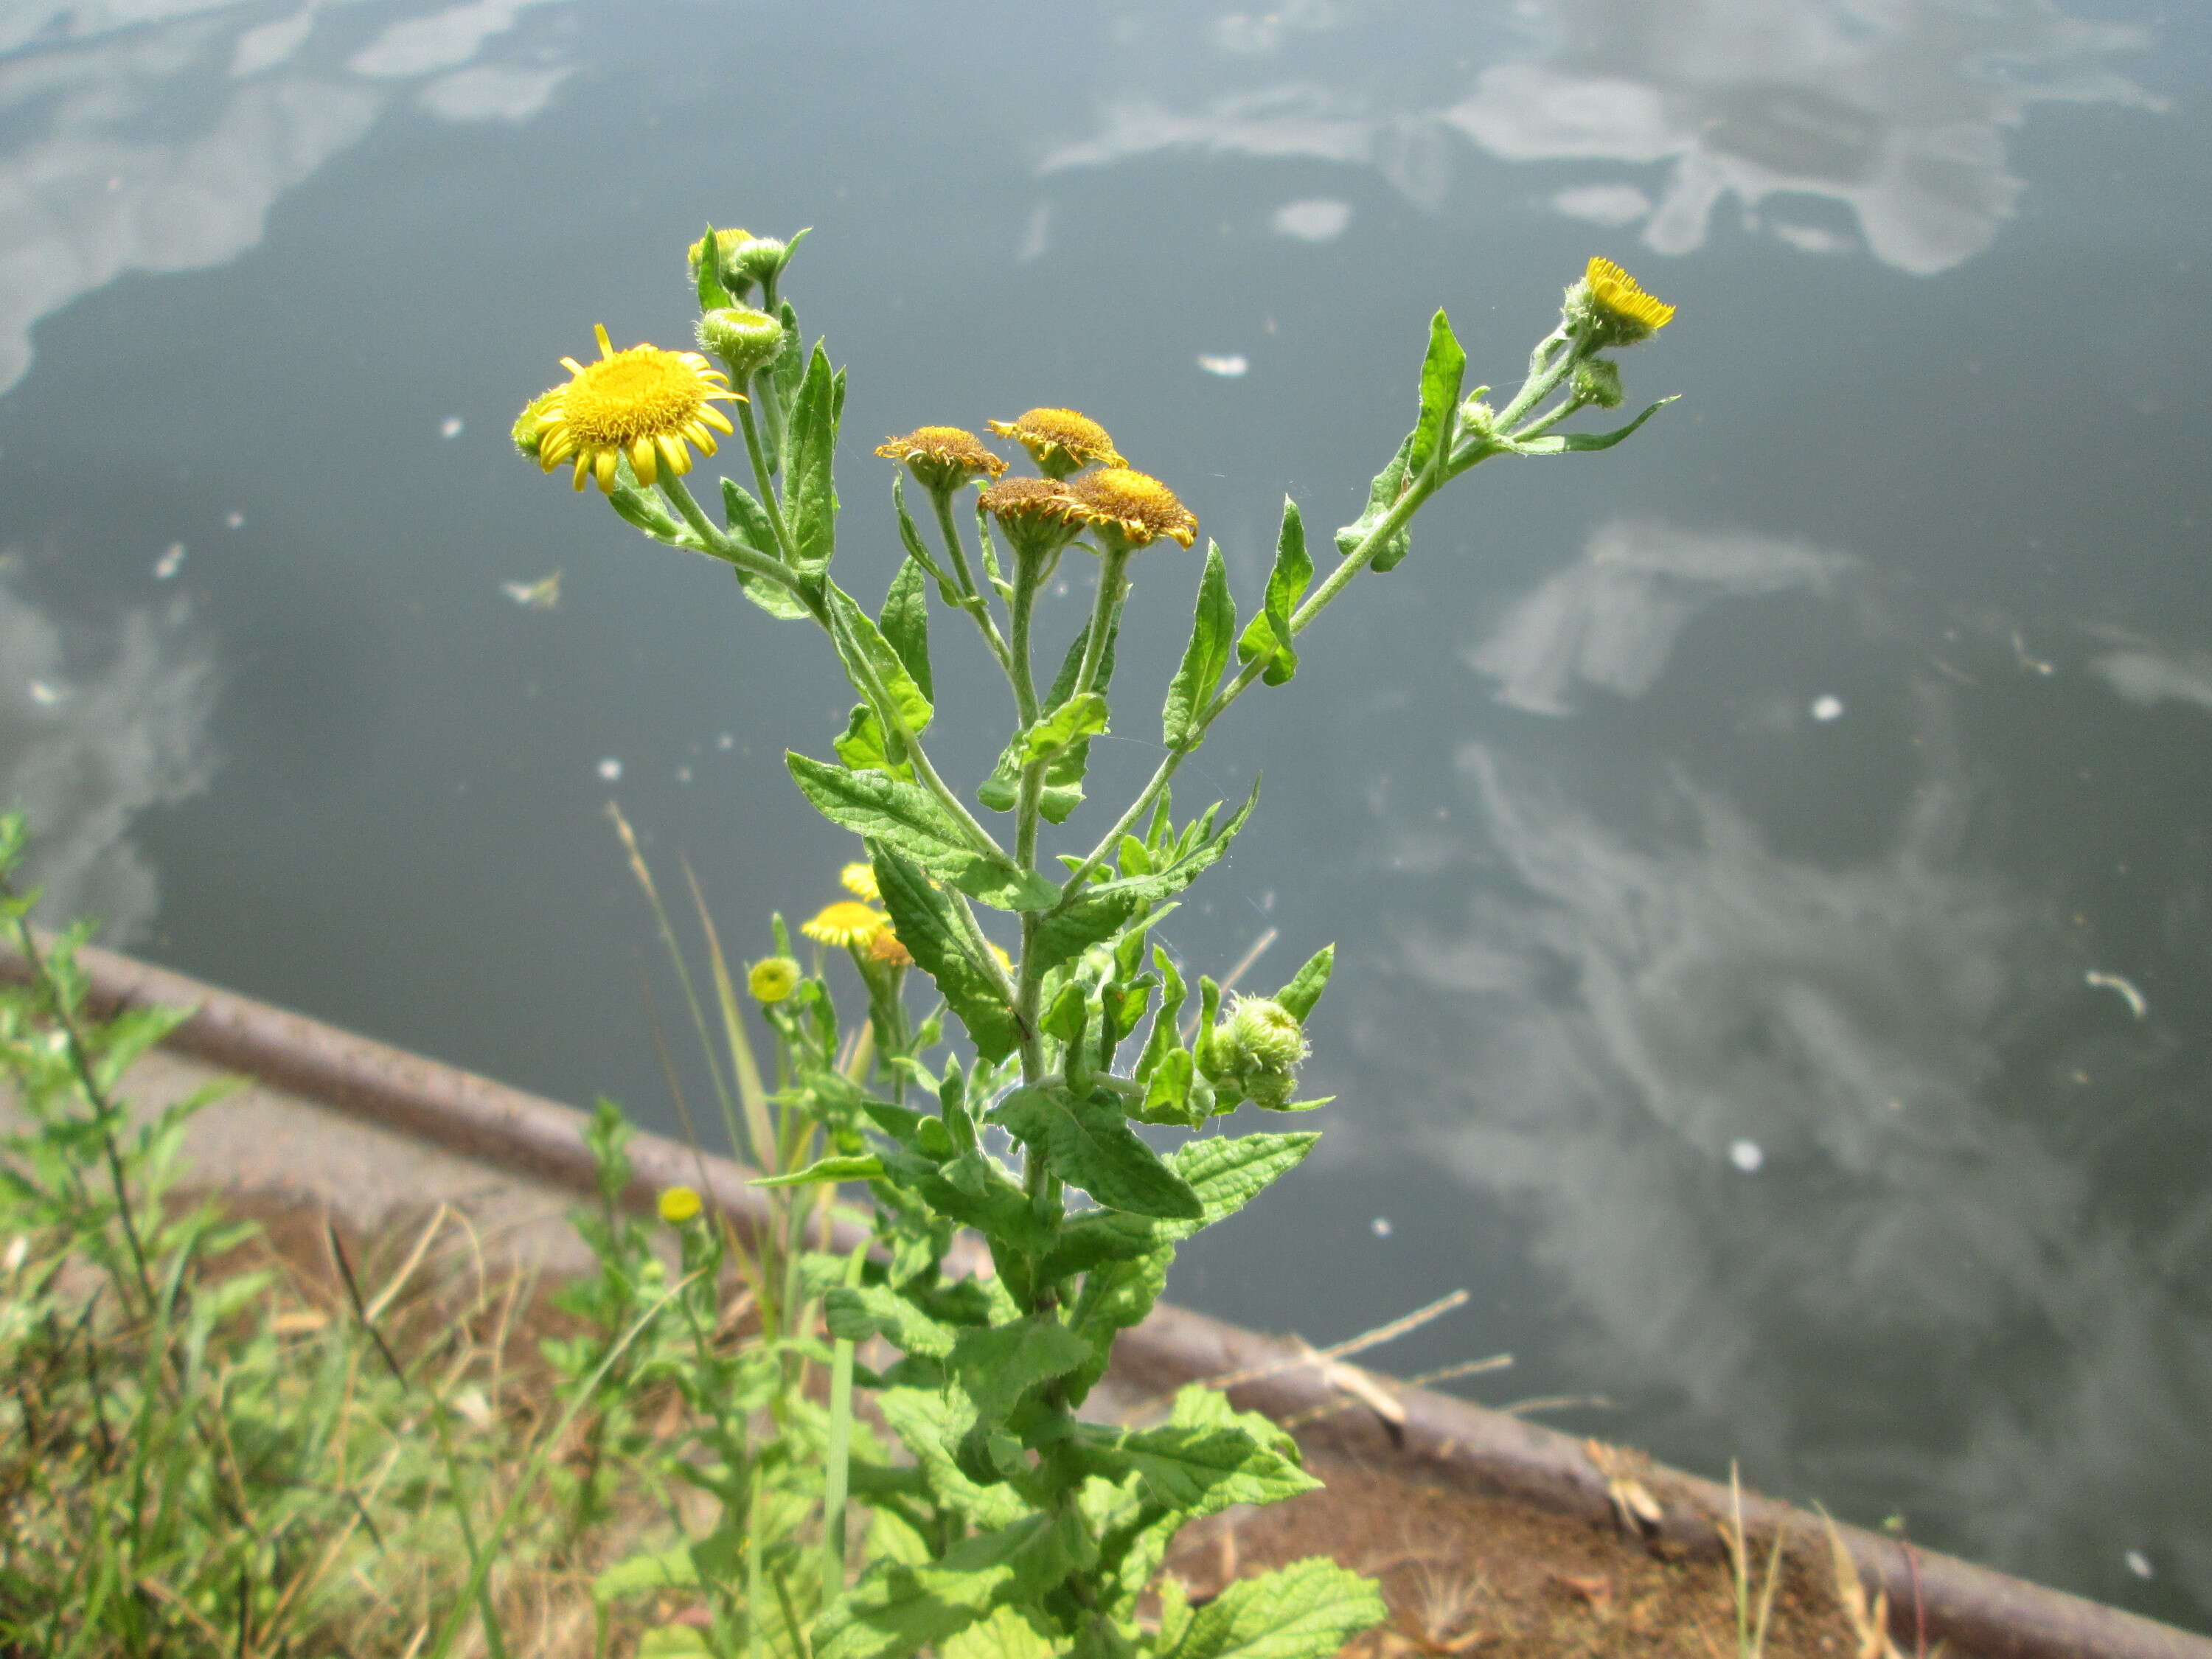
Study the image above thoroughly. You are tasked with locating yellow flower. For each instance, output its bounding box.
[977,475,1088,561]
[658,1186,703,1225]
[986,408,1123,478]
[1576,257,1676,346]
[988,942,1013,973]
[801,900,888,947]
[526,324,741,495]
[875,425,1010,492]
[867,928,914,969]
[1061,467,1199,551]
[748,956,801,1003]
[839,862,880,902]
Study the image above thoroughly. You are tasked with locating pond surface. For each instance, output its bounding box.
[3,0,2208,1631]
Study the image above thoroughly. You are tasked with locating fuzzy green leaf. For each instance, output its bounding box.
[871,844,1020,1062]
[942,1606,1060,1659]
[951,1318,1093,1427]
[990,1087,1201,1221]
[1065,1243,1170,1407]
[719,479,811,618]
[789,755,1054,911]
[1273,944,1334,1022]
[1408,308,1467,479]
[1020,692,1109,763]
[876,1388,1029,1531]
[835,704,910,779]
[827,582,933,741]
[1335,432,1414,574]
[1167,1557,1386,1659]
[786,341,840,568]
[1037,1131,1318,1281]
[813,1512,1082,1659]
[880,555,933,700]
[1082,1385,1317,1518]
[825,1284,959,1358]
[752,1153,884,1189]
[1235,497,1313,687]
[1162,540,1234,748]
[1507,394,1677,459]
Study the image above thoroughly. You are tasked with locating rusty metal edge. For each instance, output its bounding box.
[5,937,2205,1659]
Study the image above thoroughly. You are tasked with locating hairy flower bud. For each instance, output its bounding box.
[698,306,785,379]
[728,235,790,291]
[1571,357,1624,409]
[748,956,801,1004]
[1202,995,1310,1107]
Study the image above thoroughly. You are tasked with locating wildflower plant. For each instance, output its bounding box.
[519,232,1675,1658]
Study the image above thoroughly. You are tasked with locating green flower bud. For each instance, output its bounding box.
[728,235,790,291]
[748,956,801,1004]
[1202,995,1310,1107]
[698,306,785,378]
[1571,357,1624,409]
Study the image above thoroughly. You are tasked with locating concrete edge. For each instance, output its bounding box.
[4,936,2205,1659]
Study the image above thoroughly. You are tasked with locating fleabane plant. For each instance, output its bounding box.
[516,225,1676,1659]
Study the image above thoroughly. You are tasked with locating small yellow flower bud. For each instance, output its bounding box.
[658,1186,703,1225]
[698,306,785,378]
[748,956,801,1004]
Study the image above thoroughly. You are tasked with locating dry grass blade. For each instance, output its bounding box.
[1818,1506,1905,1659]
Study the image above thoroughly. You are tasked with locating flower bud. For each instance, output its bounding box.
[1202,995,1310,1107]
[748,956,801,1004]
[728,235,790,291]
[698,306,785,379]
[1571,358,1624,409]
[511,389,557,458]
[658,1185,703,1225]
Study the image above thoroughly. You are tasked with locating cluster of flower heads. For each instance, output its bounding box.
[877,408,1198,557]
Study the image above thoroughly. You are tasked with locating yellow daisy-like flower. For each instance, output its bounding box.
[526,324,742,495]
[1061,467,1199,551]
[1578,257,1676,346]
[801,900,888,948]
[658,1186,703,1225]
[986,408,1124,479]
[977,474,1088,561]
[875,426,1009,493]
[839,862,880,902]
[748,956,801,1004]
[867,928,914,969]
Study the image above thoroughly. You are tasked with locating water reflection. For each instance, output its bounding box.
[1042,0,2160,271]
[0,0,572,396]
[1351,520,2212,1609]
[0,574,216,943]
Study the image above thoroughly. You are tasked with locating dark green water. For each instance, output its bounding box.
[2,0,2208,1630]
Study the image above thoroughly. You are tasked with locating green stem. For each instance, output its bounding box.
[1054,473,1438,900]
[1494,328,1579,430]
[819,1239,869,1594]
[757,358,787,476]
[735,389,800,564]
[930,488,1013,674]
[1073,546,1130,700]
[655,475,798,591]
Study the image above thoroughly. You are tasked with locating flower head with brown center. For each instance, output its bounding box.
[977,474,1088,562]
[1572,257,1676,348]
[526,324,741,494]
[866,928,914,969]
[801,900,888,948]
[874,427,1009,493]
[1062,467,1198,551]
[986,408,1123,479]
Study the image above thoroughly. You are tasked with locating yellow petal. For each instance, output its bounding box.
[594,448,618,493]
[630,437,658,484]
[700,405,735,435]
[560,357,585,376]
[658,433,692,474]
[594,323,613,360]
[571,452,591,490]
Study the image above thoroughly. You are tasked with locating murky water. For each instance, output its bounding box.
[3,0,2208,1630]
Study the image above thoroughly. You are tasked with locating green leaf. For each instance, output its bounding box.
[871,844,1020,1062]
[1021,692,1109,763]
[771,299,804,420]
[1335,432,1414,574]
[1166,1558,1385,1659]
[979,618,1118,823]
[1408,308,1467,479]
[1161,540,1234,748]
[827,582,933,741]
[813,1512,1082,1659]
[1136,1048,1197,1127]
[789,755,1054,911]
[990,1087,1202,1221]
[1135,945,1188,1084]
[942,1606,1060,1659]
[1506,394,1677,460]
[1082,1385,1317,1518]
[1037,1131,1319,1281]
[1234,498,1313,688]
[1058,779,1260,914]
[1027,891,1138,983]
[880,555,933,700]
[1065,1243,1170,1406]
[950,1318,1093,1427]
[753,1153,884,1189]
[786,341,841,569]
[875,1388,1029,1530]
[594,1543,700,1606]
[835,703,911,778]
[880,1144,1050,1261]
[720,479,811,618]
[891,473,961,605]
[825,1284,959,1357]
[1273,944,1334,1021]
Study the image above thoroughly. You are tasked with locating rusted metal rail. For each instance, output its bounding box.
[5,937,2205,1659]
